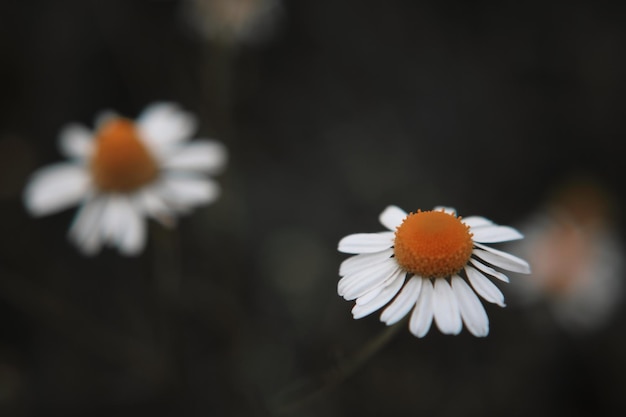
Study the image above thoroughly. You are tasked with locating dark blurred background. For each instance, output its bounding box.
[1,1,626,416]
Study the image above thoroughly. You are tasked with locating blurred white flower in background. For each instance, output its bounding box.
[509,179,624,334]
[338,205,530,338]
[184,0,283,46]
[23,102,227,256]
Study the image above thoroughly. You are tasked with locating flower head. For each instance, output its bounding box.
[184,0,282,46]
[24,102,227,256]
[510,180,623,333]
[337,206,531,337]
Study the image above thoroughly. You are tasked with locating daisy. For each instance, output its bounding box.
[337,205,531,337]
[510,180,624,333]
[23,102,227,256]
[184,0,282,46]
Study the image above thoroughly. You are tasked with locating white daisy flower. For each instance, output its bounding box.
[184,0,283,46]
[510,180,624,333]
[337,205,531,337]
[23,102,227,256]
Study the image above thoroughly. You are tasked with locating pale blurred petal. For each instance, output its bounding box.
[163,140,227,174]
[24,163,90,216]
[158,175,221,210]
[68,198,105,256]
[138,102,197,157]
[58,124,94,160]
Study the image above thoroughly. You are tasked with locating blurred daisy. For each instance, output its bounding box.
[184,0,282,46]
[510,180,624,333]
[338,206,530,337]
[24,103,227,256]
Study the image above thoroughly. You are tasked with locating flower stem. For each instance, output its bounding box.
[270,319,406,415]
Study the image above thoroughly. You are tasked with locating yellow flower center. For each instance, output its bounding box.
[90,117,158,192]
[393,210,474,278]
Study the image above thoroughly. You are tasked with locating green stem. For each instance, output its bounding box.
[271,319,406,415]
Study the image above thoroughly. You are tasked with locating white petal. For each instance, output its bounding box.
[99,195,128,242]
[24,163,90,216]
[134,187,175,227]
[116,202,146,256]
[461,216,493,228]
[337,232,394,254]
[469,258,510,283]
[471,225,524,243]
[138,102,197,157]
[162,140,227,174]
[158,175,221,210]
[352,270,406,319]
[451,275,489,337]
[58,124,94,160]
[380,276,422,325]
[68,198,105,255]
[473,243,531,274]
[432,278,462,335]
[338,259,399,300]
[465,265,506,307]
[409,279,434,338]
[433,206,456,215]
[378,205,407,231]
[99,196,146,256]
[354,284,384,306]
[339,248,394,276]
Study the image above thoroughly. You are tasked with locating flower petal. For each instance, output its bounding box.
[162,140,227,174]
[471,225,524,243]
[461,216,493,228]
[337,232,394,254]
[58,124,94,160]
[158,175,221,211]
[352,270,406,319]
[432,278,462,335]
[473,243,531,274]
[378,205,407,231]
[138,102,197,158]
[355,268,398,305]
[409,278,434,338]
[451,275,489,337]
[68,198,105,255]
[433,206,456,216]
[469,258,510,283]
[339,248,394,277]
[99,195,128,242]
[116,201,146,256]
[380,276,422,325]
[338,259,399,300]
[134,186,176,227]
[24,163,90,216]
[99,196,146,256]
[464,265,505,307]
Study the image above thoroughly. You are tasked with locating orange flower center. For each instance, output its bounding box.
[393,210,474,278]
[90,117,158,192]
